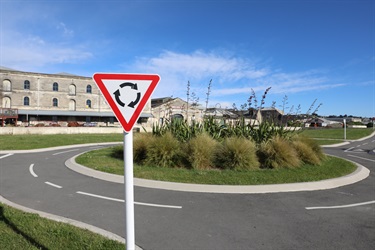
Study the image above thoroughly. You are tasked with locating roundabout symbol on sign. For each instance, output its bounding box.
[113,82,141,108]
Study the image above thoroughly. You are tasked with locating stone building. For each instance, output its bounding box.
[0,67,153,129]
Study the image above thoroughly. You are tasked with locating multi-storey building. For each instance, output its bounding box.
[0,67,153,128]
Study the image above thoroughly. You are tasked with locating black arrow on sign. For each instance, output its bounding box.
[113,89,125,107]
[128,92,141,108]
[120,82,138,90]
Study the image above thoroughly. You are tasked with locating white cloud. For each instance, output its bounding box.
[57,22,74,38]
[124,50,344,100]
[0,29,92,71]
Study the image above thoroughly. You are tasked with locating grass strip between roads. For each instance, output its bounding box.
[0,203,125,250]
[76,147,357,185]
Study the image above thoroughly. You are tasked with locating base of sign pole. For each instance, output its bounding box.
[124,131,135,250]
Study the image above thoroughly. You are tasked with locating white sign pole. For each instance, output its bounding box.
[343,119,346,141]
[124,131,135,250]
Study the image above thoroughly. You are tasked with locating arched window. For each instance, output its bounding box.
[2,96,11,108]
[171,114,184,121]
[86,99,92,108]
[69,99,76,111]
[86,85,92,93]
[24,80,30,90]
[23,97,30,106]
[69,84,76,95]
[2,79,11,92]
[53,82,58,91]
[52,98,58,107]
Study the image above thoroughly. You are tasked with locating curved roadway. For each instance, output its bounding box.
[1,135,374,250]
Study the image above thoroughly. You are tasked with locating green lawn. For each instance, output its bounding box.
[0,203,125,250]
[299,127,373,140]
[0,134,123,150]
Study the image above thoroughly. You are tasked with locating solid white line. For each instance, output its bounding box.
[29,164,38,177]
[0,153,13,159]
[76,191,182,209]
[344,147,354,152]
[348,154,375,162]
[77,191,124,202]
[306,200,375,210]
[134,201,182,209]
[45,182,62,189]
[362,142,368,145]
[52,149,79,155]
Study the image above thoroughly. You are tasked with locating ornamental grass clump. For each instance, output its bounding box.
[258,136,300,169]
[186,133,218,170]
[146,132,182,168]
[214,137,260,171]
[291,136,322,165]
[133,132,153,164]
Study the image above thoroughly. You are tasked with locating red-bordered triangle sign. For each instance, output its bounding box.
[93,73,160,133]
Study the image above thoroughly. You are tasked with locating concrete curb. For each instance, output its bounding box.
[66,153,370,194]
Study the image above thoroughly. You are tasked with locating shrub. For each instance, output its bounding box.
[111,145,123,159]
[291,136,323,165]
[258,136,300,169]
[187,133,218,170]
[146,132,182,168]
[214,137,260,170]
[133,133,153,164]
[295,135,325,161]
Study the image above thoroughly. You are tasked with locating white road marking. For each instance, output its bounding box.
[362,142,368,145]
[348,154,375,162]
[344,147,354,152]
[45,182,62,189]
[0,153,13,159]
[306,200,375,210]
[76,191,182,209]
[52,149,79,155]
[29,164,38,177]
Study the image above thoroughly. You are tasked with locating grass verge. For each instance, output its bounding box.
[76,147,357,185]
[0,203,125,250]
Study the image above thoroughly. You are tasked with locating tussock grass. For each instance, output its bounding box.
[214,137,260,170]
[133,132,153,164]
[258,136,300,169]
[145,132,182,168]
[292,135,325,165]
[186,133,218,170]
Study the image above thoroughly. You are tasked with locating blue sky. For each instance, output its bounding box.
[1,0,374,117]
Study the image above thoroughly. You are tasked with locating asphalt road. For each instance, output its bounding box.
[0,135,374,250]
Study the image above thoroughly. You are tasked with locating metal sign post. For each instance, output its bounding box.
[343,119,346,140]
[124,130,135,250]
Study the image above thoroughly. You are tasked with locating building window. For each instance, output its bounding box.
[24,97,30,106]
[86,85,92,93]
[2,79,11,91]
[53,82,58,91]
[53,98,58,107]
[69,84,76,95]
[86,99,91,108]
[24,80,30,90]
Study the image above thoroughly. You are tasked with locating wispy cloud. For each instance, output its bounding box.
[1,28,92,71]
[124,50,344,99]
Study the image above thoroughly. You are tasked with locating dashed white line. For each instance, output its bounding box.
[348,154,375,162]
[76,191,182,209]
[306,200,375,210]
[0,153,13,159]
[45,182,62,189]
[52,149,79,155]
[29,164,38,177]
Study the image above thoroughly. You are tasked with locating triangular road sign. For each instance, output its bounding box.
[93,73,160,133]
